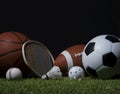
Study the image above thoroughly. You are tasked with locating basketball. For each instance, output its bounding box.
[0,31,31,77]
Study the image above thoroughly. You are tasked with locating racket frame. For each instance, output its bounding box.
[22,40,54,77]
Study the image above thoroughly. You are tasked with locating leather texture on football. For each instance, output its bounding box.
[54,44,85,76]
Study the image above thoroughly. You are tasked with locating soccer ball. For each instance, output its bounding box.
[82,34,120,79]
[68,66,85,80]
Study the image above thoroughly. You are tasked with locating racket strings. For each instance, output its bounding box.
[24,42,53,76]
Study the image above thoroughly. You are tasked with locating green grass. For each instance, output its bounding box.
[1,77,120,94]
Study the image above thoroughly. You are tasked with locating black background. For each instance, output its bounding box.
[0,1,120,58]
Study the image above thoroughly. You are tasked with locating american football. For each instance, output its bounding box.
[54,44,85,76]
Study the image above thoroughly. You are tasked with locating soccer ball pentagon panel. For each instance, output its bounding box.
[82,34,120,79]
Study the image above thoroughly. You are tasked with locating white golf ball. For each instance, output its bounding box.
[6,67,22,80]
[68,66,85,80]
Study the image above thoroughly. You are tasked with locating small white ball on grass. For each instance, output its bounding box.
[6,67,22,80]
[68,66,85,80]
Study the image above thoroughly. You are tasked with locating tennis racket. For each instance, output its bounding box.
[22,40,54,77]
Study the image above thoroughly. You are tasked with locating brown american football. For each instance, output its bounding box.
[54,44,86,76]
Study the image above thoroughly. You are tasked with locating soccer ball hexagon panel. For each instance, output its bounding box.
[82,34,120,79]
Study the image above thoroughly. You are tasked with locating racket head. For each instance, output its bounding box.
[22,40,54,77]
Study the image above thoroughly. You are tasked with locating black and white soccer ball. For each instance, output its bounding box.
[82,34,120,79]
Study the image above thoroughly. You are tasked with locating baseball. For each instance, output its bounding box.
[6,67,22,80]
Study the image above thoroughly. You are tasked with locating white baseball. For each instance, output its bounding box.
[6,67,22,80]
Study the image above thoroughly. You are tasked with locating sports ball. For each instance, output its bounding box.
[54,44,85,76]
[0,31,31,77]
[68,66,85,80]
[82,34,120,79]
[6,67,22,80]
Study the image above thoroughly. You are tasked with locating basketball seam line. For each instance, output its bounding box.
[0,40,27,44]
[13,56,23,67]
[11,32,23,42]
[0,49,22,57]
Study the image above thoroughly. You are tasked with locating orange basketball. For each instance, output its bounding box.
[0,31,31,77]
